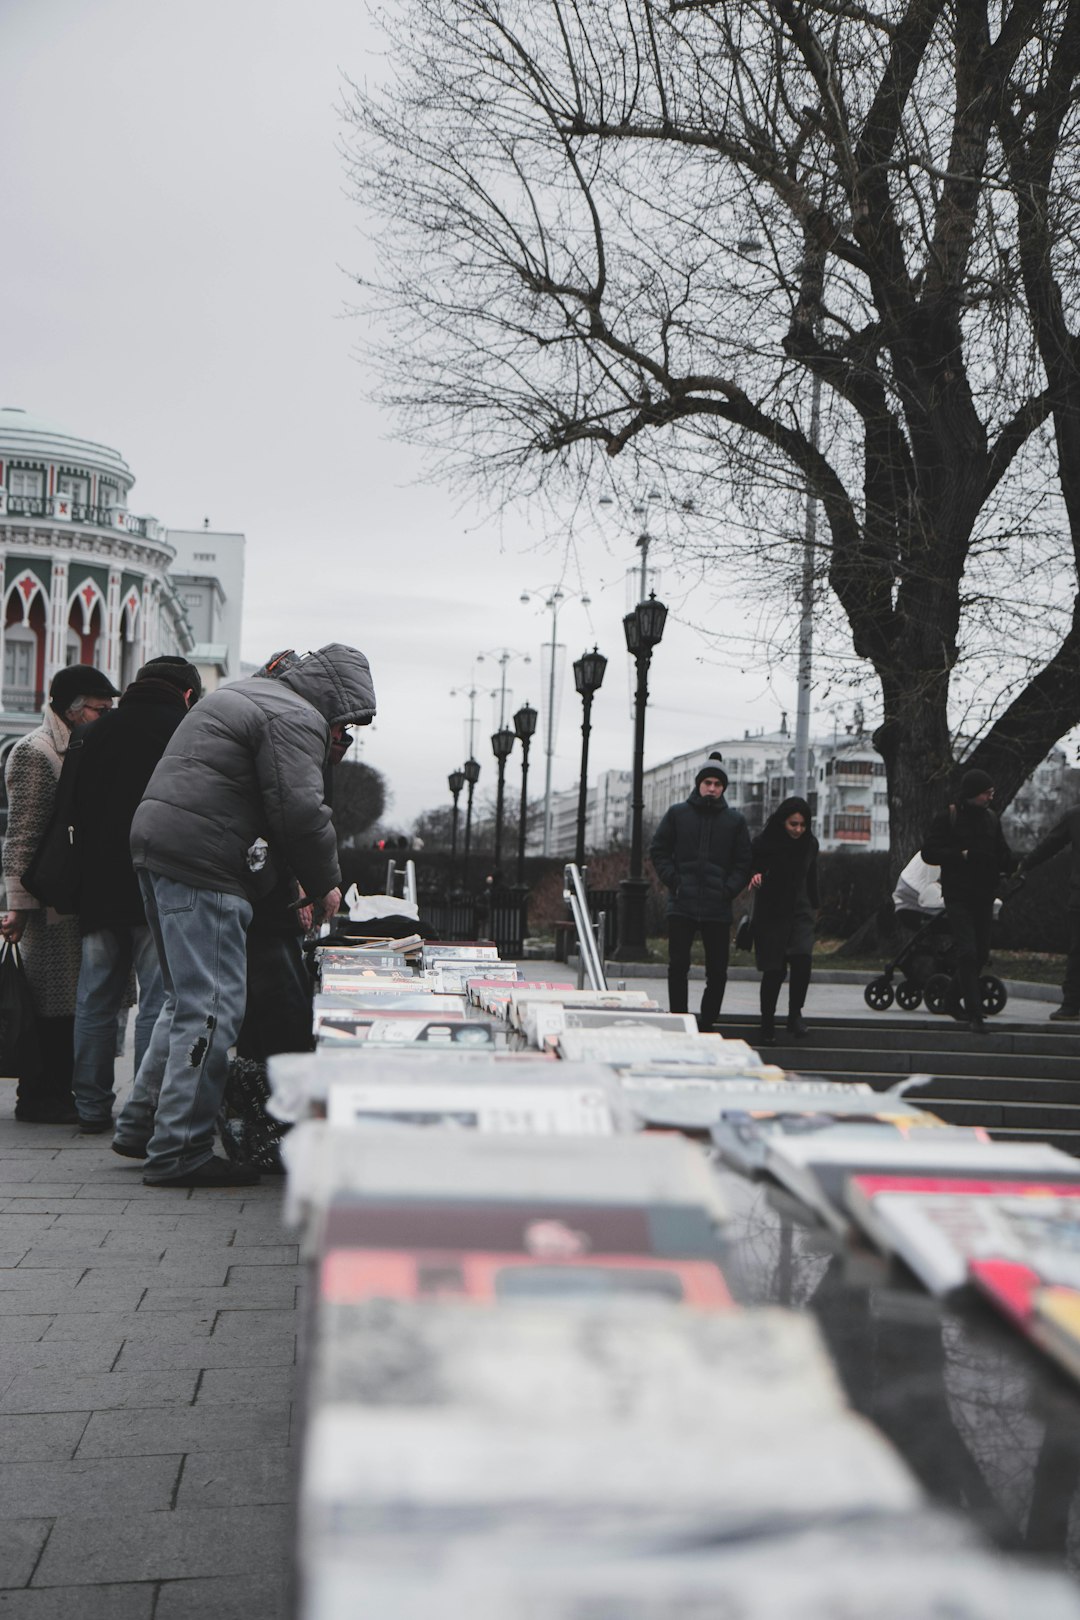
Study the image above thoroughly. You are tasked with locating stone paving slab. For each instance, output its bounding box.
[0,1455,181,1518]
[0,1582,156,1618]
[32,1503,292,1586]
[0,1054,297,1618]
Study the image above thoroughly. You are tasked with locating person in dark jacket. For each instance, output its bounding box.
[748,796,819,1042]
[117,643,376,1189]
[649,754,751,1030]
[1019,807,1080,1020]
[921,769,1015,1033]
[70,658,202,1132]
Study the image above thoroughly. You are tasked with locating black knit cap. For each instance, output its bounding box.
[48,665,120,716]
[960,768,994,800]
[695,752,728,789]
[135,655,203,702]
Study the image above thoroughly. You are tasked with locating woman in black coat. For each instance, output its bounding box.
[748,796,819,1042]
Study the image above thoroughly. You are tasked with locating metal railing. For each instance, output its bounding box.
[563,863,608,991]
[1,688,44,714]
[384,856,418,909]
[3,495,150,535]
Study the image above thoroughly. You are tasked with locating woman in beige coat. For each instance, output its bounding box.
[1,665,117,1122]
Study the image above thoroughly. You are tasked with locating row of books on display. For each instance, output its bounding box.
[275,936,1080,1617]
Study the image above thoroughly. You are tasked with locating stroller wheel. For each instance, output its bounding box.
[924,973,952,1015]
[864,976,895,1012]
[896,982,923,1011]
[980,975,1007,1016]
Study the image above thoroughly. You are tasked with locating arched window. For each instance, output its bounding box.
[4,625,36,693]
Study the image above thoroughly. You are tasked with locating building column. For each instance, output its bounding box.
[105,569,122,688]
[140,579,155,665]
[45,557,69,692]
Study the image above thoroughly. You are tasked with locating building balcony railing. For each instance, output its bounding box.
[2,494,156,539]
[2,688,45,714]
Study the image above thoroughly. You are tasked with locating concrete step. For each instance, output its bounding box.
[715,1013,1080,1048]
[764,1045,1079,1082]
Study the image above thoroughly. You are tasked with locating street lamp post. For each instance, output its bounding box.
[462,757,481,885]
[490,726,516,878]
[513,701,538,884]
[520,583,591,857]
[448,768,465,881]
[572,647,607,867]
[614,593,668,961]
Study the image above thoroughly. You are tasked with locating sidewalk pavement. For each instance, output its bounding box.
[0,1038,297,1619]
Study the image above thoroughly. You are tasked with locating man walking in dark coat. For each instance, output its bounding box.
[922,768,1016,1033]
[71,658,202,1131]
[1020,807,1080,1021]
[649,753,751,1030]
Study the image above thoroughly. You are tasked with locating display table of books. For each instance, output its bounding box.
[269,936,1080,1616]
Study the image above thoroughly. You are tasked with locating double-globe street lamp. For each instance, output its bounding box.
[447,768,465,879]
[490,725,516,879]
[462,757,481,883]
[513,701,538,885]
[572,648,607,868]
[614,593,668,961]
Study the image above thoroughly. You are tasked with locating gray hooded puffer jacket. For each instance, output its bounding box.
[130,644,376,901]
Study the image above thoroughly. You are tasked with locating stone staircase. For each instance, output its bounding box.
[713,1012,1080,1153]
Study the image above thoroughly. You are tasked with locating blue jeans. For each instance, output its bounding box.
[117,872,252,1180]
[73,926,165,1124]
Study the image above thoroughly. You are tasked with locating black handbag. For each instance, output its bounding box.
[0,942,40,1078]
[734,898,755,953]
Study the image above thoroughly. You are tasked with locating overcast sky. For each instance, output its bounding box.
[3,0,815,827]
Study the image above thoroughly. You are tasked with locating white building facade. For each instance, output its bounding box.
[0,407,241,743]
[534,769,633,857]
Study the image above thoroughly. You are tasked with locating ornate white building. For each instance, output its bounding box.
[0,407,222,743]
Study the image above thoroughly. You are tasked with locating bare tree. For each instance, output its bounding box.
[344,0,1080,863]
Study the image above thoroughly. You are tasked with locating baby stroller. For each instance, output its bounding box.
[863,854,1009,1016]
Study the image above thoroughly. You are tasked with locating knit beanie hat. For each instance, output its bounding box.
[695,752,728,789]
[136,655,203,703]
[48,665,120,716]
[960,768,994,800]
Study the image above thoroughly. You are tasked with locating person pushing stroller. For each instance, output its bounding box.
[921,769,1016,1033]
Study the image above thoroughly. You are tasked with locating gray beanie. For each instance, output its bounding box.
[695,752,728,789]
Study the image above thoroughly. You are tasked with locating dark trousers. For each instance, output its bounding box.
[236,926,314,1061]
[945,897,994,1021]
[17,1014,75,1118]
[667,915,730,1027]
[1063,911,1080,1011]
[760,956,812,1027]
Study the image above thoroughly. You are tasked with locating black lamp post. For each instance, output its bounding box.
[614,593,668,961]
[572,647,607,867]
[513,702,538,884]
[448,768,465,880]
[462,757,481,884]
[490,727,516,879]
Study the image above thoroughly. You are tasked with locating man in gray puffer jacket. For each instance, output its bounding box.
[118,644,376,1187]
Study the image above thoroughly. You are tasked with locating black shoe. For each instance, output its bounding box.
[758,1022,776,1045]
[1050,1007,1080,1022]
[14,1106,81,1125]
[112,1139,149,1160]
[969,1017,989,1034]
[79,1117,114,1135]
[144,1155,260,1189]
[786,1014,808,1038]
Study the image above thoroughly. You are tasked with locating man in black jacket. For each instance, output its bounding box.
[921,769,1016,1033]
[1020,807,1080,1020]
[649,754,751,1030]
[70,658,202,1132]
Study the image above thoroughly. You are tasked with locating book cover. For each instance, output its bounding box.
[713,1107,949,1179]
[324,1077,619,1134]
[319,1248,733,1308]
[763,1132,1057,1235]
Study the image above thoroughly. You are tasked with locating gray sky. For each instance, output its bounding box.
[4,0,805,827]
